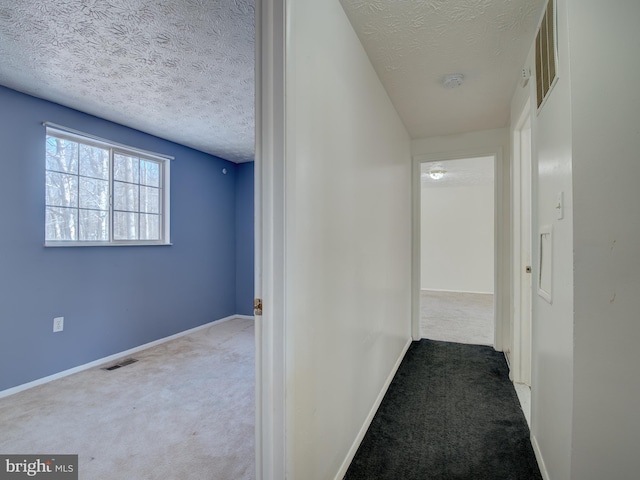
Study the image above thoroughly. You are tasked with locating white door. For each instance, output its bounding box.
[511,103,533,385]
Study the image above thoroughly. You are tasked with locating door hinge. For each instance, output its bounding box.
[254,298,263,316]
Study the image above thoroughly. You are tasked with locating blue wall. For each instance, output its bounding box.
[235,162,255,315]
[0,86,254,391]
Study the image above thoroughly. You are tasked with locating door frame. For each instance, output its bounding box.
[255,0,287,479]
[411,147,510,352]
[510,101,533,385]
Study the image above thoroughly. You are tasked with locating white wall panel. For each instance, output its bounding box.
[510,1,575,477]
[569,1,640,478]
[284,1,412,478]
[421,184,494,293]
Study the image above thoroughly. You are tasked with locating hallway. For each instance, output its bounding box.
[345,339,540,480]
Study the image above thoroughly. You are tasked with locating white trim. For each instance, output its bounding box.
[531,434,550,480]
[414,147,499,164]
[334,337,413,480]
[511,100,533,385]
[43,122,174,161]
[254,0,264,475]
[420,288,494,295]
[256,0,287,479]
[45,241,172,247]
[45,127,172,246]
[494,147,511,353]
[411,159,421,341]
[163,158,172,243]
[537,225,553,304]
[0,315,249,399]
[236,314,255,320]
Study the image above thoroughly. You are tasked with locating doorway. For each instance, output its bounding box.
[419,157,496,345]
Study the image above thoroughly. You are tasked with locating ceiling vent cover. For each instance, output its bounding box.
[535,0,558,109]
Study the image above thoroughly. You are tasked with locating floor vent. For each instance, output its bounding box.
[102,358,138,371]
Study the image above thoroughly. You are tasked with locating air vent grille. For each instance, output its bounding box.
[102,358,138,371]
[535,0,557,109]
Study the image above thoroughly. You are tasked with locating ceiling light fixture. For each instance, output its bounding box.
[442,73,464,88]
[429,169,446,180]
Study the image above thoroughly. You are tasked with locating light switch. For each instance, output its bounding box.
[555,192,564,220]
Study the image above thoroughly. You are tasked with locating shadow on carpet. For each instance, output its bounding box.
[344,339,542,480]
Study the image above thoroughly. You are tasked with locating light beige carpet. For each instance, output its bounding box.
[420,290,494,346]
[0,317,255,480]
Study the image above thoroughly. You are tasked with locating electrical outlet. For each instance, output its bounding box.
[53,317,64,333]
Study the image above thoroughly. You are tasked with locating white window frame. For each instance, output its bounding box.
[44,124,172,247]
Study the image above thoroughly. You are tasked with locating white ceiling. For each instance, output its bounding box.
[0,0,255,163]
[421,156,494,188]
[341,0,544,139]
[0,1,543,164]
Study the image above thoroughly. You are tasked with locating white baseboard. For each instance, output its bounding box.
[334,337,413,480]
[421,288,494,295]
[0,314,252,399]
[531,434,550,480]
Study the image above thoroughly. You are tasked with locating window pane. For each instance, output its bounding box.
[45,130,167,245]
[79,144,109,179]
[79,209,109,241]
[140,160,160,187]
[79,177,109,210]
[46,171,78,207]
[114,154,139,183]
[46,206,77,241]
[46,136,78,174]
[114,181,139,212]
[114,211,138,240]
[140,186,159,214]
[140,214,160,241]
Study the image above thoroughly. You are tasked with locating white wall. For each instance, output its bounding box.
[568,1,640,478]
[412,128,509,158]
[284,1,412,478]
[511,1,640,478]
[421,183,494,293]
[510,1,575,477]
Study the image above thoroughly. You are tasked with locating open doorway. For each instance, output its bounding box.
[419,157,495,346]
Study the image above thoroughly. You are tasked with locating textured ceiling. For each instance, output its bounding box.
[0,0,255,163]
[421,156,494,188]
[0,1,543,163]
[341,0,544,139]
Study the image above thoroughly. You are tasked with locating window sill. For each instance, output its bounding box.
[45,241,173,248]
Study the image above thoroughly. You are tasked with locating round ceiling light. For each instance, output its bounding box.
[442,73,464,88]
[428,169,446,180]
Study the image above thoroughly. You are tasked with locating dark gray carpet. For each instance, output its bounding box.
[345,339,542,480]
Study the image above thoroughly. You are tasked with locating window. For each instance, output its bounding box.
[45,126,171,246]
